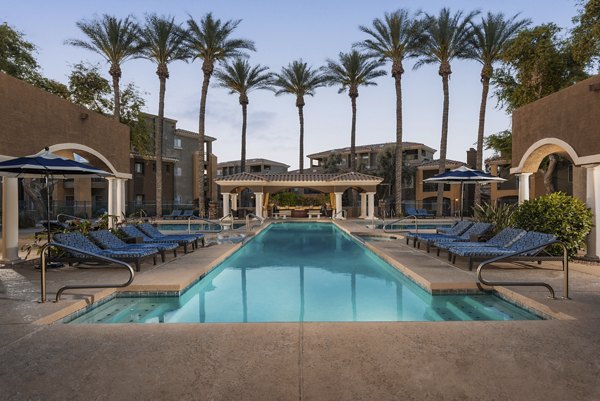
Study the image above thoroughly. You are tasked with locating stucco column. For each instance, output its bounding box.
[585,165,600,259]
[222,193,231,218]
[359,193,367,219]
[517,173,532,204]
[254,192,263,218]
[230,193,238,211]
[107,178,117,229]
[116,178,126,223]
[366,192,376,220]
[334,192,343,218]
[1,177,20,262]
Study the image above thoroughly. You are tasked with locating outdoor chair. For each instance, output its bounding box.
[120,225,195,254]
[163,209,182,219]
[421,222,493,253]
[405,220,473,247]
[437,228,526,260]
[137,223,205,248]
[417,209,435,218]
[53,232,158,272]
[436,221,459,234]
[405,207,419,217]
[89,230,178,263]
[179,210,195,219]
[447,231,558,271]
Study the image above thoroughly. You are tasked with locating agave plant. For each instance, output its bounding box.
[473,202,517,234]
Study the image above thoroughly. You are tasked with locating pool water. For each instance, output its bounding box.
[69,223,539,323]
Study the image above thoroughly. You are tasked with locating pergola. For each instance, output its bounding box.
[215,171,383,219]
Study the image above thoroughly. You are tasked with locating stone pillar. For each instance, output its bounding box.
[1,177,20,262]
[366,192,376,219]
[359,193,367,219]
[254,192,264,218]
[231,193,238,211]
[517,173,532,204]
[222,193,231,218]
[334,192,343,218]
[585,165,600,259]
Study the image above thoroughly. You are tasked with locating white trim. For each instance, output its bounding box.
[511,138,600,174]
[44,143,123,177]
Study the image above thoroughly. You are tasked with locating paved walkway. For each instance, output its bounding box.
[1,220,599,400]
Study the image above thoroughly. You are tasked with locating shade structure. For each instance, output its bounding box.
[0,147,112,243]
[423,166,506,218]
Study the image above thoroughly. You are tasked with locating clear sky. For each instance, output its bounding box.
[1,0,579,170]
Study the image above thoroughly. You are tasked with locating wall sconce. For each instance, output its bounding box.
[80,112,89,120]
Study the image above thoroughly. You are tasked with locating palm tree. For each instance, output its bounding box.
[272,60,327,173]
[414,8,478,216]
[214,58,273,173]
[138,14,189,217]
[324,50,386,171]
[468,13,530,205]
[185,13,255,216]
[357,9,422,216]
[66,15,141,119]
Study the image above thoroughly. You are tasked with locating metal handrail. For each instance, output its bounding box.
[186,216,223,234]
[383,215,418,233]
[40,242,135,303]
[333,210,346,220]
[245,213,264,232]
[476,240,569,299]
[219,212,234,224]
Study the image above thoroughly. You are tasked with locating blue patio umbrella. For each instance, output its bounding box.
[0,147,112,243]
[423,166,506,219]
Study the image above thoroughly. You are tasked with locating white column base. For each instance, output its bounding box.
[518,173,532,204]
[1,177,20,263]
[586,165,600,259]
[255,192,263,219]
[359,193,367,219]
[366,192,375,220]
[222,193,231,218]
[334,192,343,219]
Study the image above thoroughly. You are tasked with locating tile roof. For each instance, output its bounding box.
[418,159,467,168]
[215,171,382,182]
[217,158,290,168]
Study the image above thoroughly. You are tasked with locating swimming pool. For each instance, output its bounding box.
[69,222,539,323]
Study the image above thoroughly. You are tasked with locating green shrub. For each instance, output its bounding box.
[473,202,517,235]
[513,192,593,258]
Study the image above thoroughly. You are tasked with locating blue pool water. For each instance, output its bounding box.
[69,223,539,323]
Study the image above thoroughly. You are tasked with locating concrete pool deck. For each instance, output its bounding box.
[1,220,600,400]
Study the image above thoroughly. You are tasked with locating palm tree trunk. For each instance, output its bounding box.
[394,73,404,216]
[156,73,167,217]
[240,102,247,173]
[350,95,357,172]
[197,70,210,217]
[109,64,121,120]
[436,73,450,216]
[298,105,304,173]
[474,72,491,206]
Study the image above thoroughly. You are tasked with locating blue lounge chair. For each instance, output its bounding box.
[137,223,205,248]
[54,232,158,272]
[417,209,435,218]
[179,210,195,219]
[120,225,196,254]
[163,209,182,219]
[437,228,526,260]
[423,222,493,253]
[89,230,179,263]
[405,220,473,247]
[447,231,557,270]
[405,207,419,217]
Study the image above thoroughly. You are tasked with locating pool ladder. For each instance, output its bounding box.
[39,242,135,303]
[383,215,418,233]
[476,240,569,299]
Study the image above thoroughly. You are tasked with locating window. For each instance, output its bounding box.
[165,165,170,173]
[134,162,143,174]
[175,167,182,177]
[174,138,182,149]
[135,195,144,206]
[152,163,156,172]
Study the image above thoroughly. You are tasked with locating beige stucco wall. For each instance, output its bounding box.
[0,72,130,173]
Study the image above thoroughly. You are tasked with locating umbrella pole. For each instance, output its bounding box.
[460,182,464,221]
[46,175,51,245]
